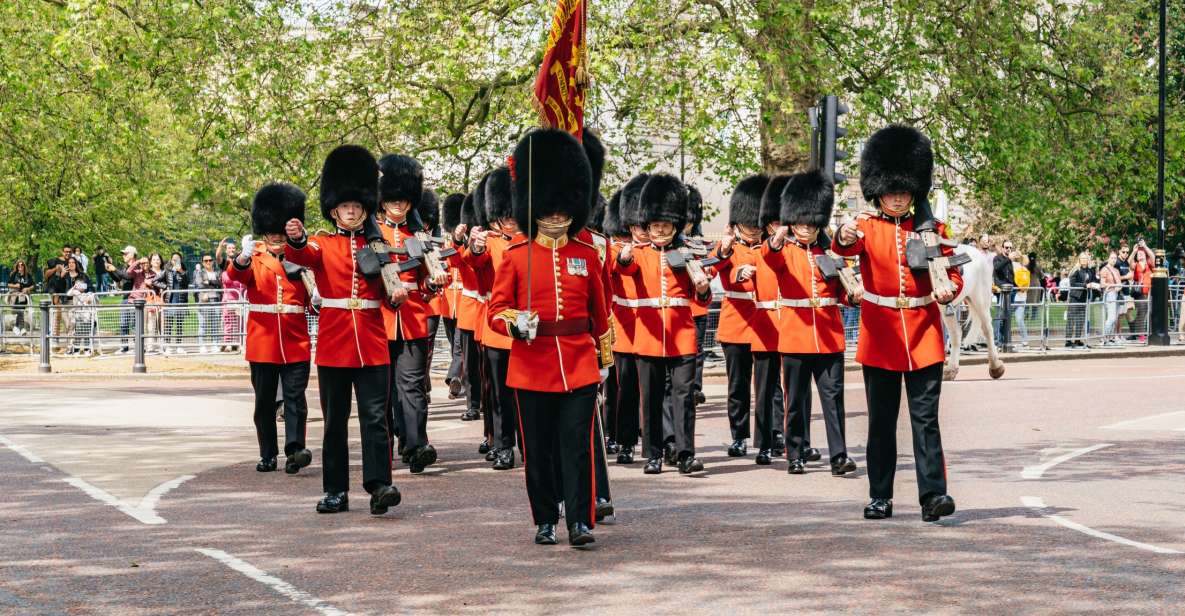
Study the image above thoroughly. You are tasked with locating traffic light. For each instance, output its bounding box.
[815,95,848,183]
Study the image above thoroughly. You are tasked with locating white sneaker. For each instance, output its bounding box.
[176,346,187,355]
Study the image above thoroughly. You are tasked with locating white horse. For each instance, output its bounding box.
[942,244,1005,381]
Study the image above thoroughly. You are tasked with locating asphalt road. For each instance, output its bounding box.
[1,357,1182,615]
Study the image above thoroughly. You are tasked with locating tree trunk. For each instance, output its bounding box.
[753,1,820,176]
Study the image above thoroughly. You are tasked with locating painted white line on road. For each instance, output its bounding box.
[1021,444,1112,479]
[1020,496,1182,555]
[1100,410,1185,432]
[138,474,195,515]
[0,435,45,464]
[195,548,356,616]
[61,477,167,525]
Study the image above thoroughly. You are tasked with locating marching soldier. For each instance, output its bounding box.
[685,185,710,407]
[832,125,961,522]
[418,189,444,403]
[375,155,447,473]
[713,174,781,464]
[487,128,613,547]
[284,144,401,516]
[606,174,650,465]
[439,193,468,400]
[466,166,525,471]
[227,183,313,475]
[764,170,858,476]
[453,191,486,425]
[616,173,712,475]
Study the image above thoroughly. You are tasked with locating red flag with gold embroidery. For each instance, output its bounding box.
[532,0,587,140]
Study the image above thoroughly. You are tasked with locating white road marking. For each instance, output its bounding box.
[1021,444,1113,479]
[0,434,45,463]
[195,548,356,616]
[1100,410,1185,432]
[138,474,195,515]
[59,474,194,525]
[1020,496,1182,555]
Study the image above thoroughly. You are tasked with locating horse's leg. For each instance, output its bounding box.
[970,293,1005,379]
[943,304,962,381]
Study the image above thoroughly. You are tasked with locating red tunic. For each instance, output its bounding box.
[466,231,523,351]
[376,218,434,341]
[832,214,962,371]
[454,252,482,332]
[607,240,640,354]
[615,243,710,358]
[762,240,846,355]
[487,235,613,393]
[285,230,389,368]
[713,240,762,346]
[225,249,312,364]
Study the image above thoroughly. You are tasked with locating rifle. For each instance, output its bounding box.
[904,224,970,298]
[665,236,720,289]
[408,231,458,284]
[813,249,863,301]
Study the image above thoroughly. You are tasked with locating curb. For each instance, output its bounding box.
[700,345,1185,376]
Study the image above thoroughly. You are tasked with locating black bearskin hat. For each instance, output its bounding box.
[319,144,378,222]
[588,193,607,233]
[510,128,592,238]
[780,170,834,228]
[686,184,704,232]
[859,124,933,203]
[638,173,688,228]
[378,154,424,207]
[728,174,770,228]
[484,166,514,224]
[252,182,306,236]
[417,188,440,231]
[759,174,791,229]
[468,173,490,229]
[619,173,651,228]
[442,192,465,232]
[603,189,625,237]
[582,127,606,208]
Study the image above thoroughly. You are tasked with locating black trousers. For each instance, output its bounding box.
[602,365,618,442]
[318,365,392,495]
[250,361,310,460]
[592,395,612,500]
[693,314,708,394]
[485,347,517,450]
[613,352,641,447]
[639,355,696,459]
[388,337,430,454]
[424,316,440,394]
[722,343,782,448]
[863,363,947,504]
[517,384,597,527]
[782,352,847,462]
[443,317,463,383]
[722,342,753,440]
[458,328,482,413]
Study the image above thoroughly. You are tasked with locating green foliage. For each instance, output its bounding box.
[0,0,1180,268]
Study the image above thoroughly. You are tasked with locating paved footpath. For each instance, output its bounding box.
[1,357,1183,614]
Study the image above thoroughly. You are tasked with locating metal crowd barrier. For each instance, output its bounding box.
[4,285,1176,373]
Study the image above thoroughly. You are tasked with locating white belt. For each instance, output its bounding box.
[460,288,489,303]
[861,291,934,309]
[615,296,691,308]
[779,297,839,308]
[723,291,754,301]
[248,303,305,314]
[754,300,779,310]
[320,297,381,310]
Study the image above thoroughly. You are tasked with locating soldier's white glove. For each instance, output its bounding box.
[234,235,255,268]
[599,368,609,383]
[311,287,322,308]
